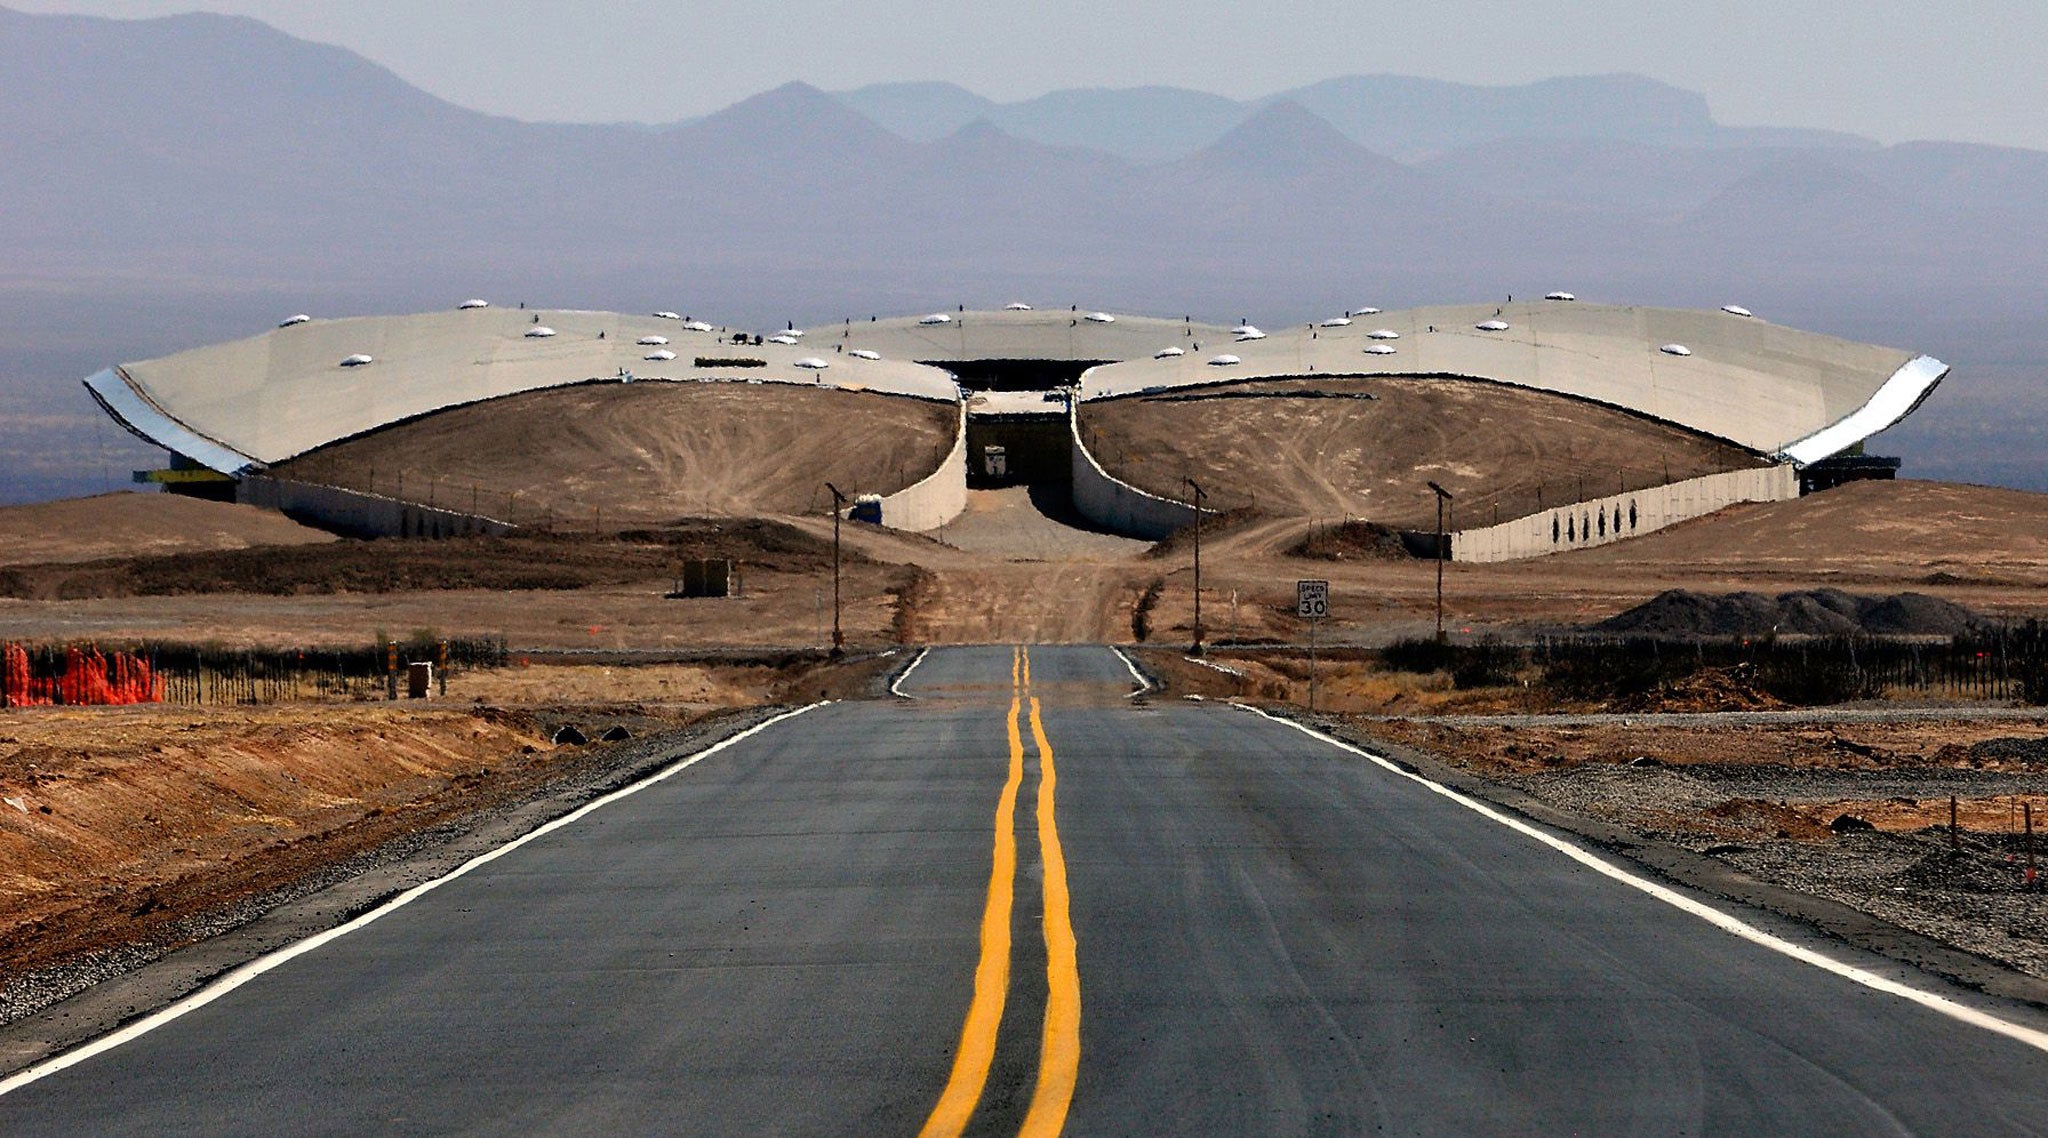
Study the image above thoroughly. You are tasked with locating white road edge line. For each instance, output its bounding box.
[889,646,930,699]
[1111,646,1152,698]
[1231,701,2048,1055]
[0,701,832,1097]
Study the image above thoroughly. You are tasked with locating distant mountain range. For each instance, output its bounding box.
[0,4,2042,501]
[834,75,1877,163]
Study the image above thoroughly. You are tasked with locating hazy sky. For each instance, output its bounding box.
[12,0,2048,150]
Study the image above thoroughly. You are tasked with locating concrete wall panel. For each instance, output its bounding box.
[1450,464,1798,563]
[874,405,968,532]
[239,476,514,539]
[1068,406,1200,540]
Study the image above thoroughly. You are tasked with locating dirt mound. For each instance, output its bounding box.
[1596,588,1987,637]
[276,381,958,525]
[1968,737,2048,765]
[1290,519,1412,561]
[1143,508,1265,560]
[1610,666,1788,713]
[1081,375,1763,528]
[0,492,333,567]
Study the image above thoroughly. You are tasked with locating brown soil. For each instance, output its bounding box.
[1,480,2044,654]
[276,383,958,525]
[0,702,562,982]
[1353,715,2048,977]
[1080,376,1764,528]
[0,491,333,567]
[1557,479,2048,586]
[0,519,843,602]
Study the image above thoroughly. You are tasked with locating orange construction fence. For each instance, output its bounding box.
[1,643,161,706]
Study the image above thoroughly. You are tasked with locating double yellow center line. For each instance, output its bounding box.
[919,646,1082,1138]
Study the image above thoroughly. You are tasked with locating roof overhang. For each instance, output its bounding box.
[1775,355,1948,465]
[83,367,259,475]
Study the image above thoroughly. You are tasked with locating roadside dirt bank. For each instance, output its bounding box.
[0,652,897,1030]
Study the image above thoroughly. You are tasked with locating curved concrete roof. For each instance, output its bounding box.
[89,300,1943,473]
[94,308,960,471]
[815,308,1235,363]
[1080,303,1945,460]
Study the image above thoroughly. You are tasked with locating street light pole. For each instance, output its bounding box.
[825,482,847,656]
[1428,481,1454,643]
[1186,478,1207,656]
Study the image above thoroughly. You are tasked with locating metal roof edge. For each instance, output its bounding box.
[1775,355,1949,466]
[82,367,259,475]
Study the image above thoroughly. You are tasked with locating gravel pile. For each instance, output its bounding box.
[1596,587,1986,637]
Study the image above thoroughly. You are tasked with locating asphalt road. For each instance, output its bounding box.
[5,645,2048,1135]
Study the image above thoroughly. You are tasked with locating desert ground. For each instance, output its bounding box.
[4,475,2048,1030]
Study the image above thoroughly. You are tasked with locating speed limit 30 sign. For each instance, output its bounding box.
[1296,579,1329,619]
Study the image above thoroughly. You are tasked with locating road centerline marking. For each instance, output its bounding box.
[1019,686,1082,1138]
[917,647,1028,1138]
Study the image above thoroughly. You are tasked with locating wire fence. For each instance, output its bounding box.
[1,637,509,708]
[1380,623,2048,705]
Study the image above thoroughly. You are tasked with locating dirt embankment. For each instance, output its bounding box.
[1081,376,1762,528]
[0,492,333,567]
[1555,479,2048,588]
[0,651,900,1024]
[275,382,959,525]
[0,703,560,1004]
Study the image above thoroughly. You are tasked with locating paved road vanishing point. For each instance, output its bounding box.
[5,646,2048,1135]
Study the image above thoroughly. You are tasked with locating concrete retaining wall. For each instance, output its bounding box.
[876,405,968,532]
[1068,405,1202,540]
[239,476,515,539]
[1450,464,1798,563]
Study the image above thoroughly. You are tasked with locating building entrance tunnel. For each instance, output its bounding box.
[967,417,1069,489]
[934,358,1102,392]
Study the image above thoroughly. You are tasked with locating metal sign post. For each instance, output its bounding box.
[1297,580,1329,713]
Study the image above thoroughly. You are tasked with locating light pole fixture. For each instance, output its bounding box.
[1427,481,1454,643]
[825,482,848,656]
[1185,477,1207,656]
